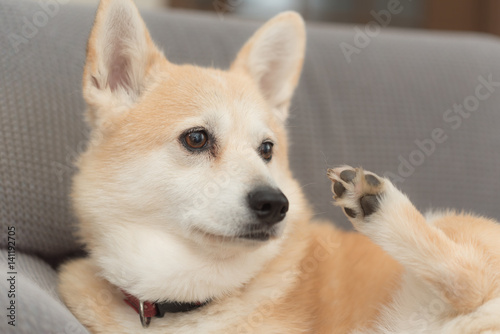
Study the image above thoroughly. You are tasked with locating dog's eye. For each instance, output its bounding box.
[260,142,274,162]
[184,131,208,149]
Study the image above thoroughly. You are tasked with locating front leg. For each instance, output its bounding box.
[326,166,422,248]
[327,166,497,315]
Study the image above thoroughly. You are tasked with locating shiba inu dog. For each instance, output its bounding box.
[58,0,500,333]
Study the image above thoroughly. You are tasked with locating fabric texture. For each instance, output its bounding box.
[0,251,89,334]
[1,0,500,332]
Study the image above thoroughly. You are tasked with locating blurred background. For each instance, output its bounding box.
[73,0,500,36]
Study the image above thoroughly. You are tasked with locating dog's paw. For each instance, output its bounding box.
[327,166,386,222]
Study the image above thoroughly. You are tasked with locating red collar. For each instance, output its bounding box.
[122,290,210,328]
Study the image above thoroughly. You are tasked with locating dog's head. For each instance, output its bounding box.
[73,0,307,300]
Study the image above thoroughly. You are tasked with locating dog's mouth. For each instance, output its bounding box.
[193,227,277,243]
[236,225,281,242]
[238,230,273,242]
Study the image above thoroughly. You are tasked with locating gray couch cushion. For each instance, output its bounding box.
[1,0,500,265]
[0,0,91,263]
[0,252,89,334]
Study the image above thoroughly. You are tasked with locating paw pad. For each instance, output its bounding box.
[340,170,356,183]
[327,166,385,219]
[333,182,346,197]
[360,194,379,216]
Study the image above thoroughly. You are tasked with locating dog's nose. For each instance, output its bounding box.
[247,187,289,226]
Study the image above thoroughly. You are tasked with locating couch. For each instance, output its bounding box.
[1,1,500,333]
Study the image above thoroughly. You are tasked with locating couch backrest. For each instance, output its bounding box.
[1,1,500,263]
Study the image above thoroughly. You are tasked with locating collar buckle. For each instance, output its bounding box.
[139,300,152,328]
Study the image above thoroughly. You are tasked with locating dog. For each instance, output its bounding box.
[58,0,500,332]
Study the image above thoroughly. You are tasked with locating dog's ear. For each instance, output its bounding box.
[83,0,165,128]
[231,12,306,121]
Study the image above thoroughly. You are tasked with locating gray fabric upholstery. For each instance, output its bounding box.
[1,0,500,332]
[0,0,91,262]
[0,252,89,334]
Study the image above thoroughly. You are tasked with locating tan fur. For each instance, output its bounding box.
[59,1,500,333]
[430,214,500,313]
